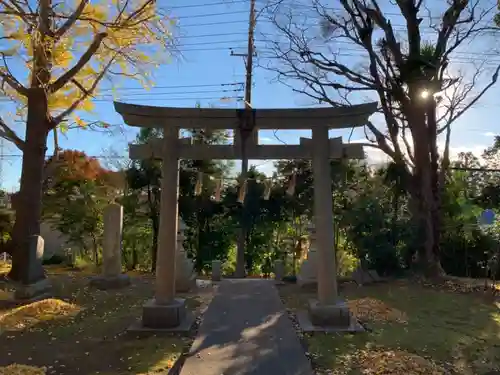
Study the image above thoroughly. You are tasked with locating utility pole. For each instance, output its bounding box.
[231,0,256,277]
[0,137,3,193]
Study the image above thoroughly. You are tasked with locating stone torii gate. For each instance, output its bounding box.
[114,101,377,331]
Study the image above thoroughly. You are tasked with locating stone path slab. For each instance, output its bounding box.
[179,279,314,375]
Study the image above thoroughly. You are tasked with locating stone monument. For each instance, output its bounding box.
[175,218,196,292]
[89,204,130,289]
[13,235,51,300]
[212,260,221,282]
[274,259,285,284]
[351,265,382,285]
[297,222,318,287]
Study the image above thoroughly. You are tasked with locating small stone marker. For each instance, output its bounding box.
[175,218,197,292]
[297,222,318,287]
[351,265,381,285]
[89,204,130,289]
[212,260,221,282]
[274,260,285,284]
[63,248,76,267]
[14,235,51,300]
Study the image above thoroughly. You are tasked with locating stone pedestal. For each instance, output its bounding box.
[14,278,51,301]
[90,204,130,290]
[297,223,318,287]
[14,235,51,301]
[175,219,196,292]
[274,260,285,284]
[128,297,195,334]
[142,298,187,328]
[295,298,364,333]
[212,260,221,282]
[308,299,351,327]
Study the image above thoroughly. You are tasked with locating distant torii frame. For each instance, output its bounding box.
[114,101,377,330]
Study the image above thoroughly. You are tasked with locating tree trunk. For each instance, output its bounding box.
[92,235,99,267]
[8,91,50,282]
[131,243,138,270]
[411,130,445,277]
[197,221,203,272]
[426,99,446,278]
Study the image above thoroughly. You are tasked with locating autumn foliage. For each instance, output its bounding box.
[0,0,173,282]
[45,150,108,183]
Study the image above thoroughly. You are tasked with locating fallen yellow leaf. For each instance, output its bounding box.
[0,364,46,375]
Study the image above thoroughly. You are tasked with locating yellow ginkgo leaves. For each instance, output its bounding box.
[0,364,46,375]
[347,298,408,324]
[0,0,173,135]
[83,4,109,23]
[355,350,446,375]
[0,298,81,332]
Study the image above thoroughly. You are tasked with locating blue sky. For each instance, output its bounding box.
[1,0,500,191]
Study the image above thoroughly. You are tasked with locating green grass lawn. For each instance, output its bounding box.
[0,263,213,375]
[280,280,500,375]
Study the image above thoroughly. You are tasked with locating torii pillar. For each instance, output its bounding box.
[138,126,192,331]
[312,126,338,304]
[299,127,363,331]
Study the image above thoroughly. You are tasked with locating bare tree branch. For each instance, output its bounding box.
[0,53,29,95]
[0,115,25,150]
[54,0,89,39]
[263,0,499,169]
[49,32,107,93]
[51,57,115,128]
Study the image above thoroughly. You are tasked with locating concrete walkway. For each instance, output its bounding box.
[179,279,314,375]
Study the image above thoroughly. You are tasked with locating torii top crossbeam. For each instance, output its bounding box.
[113,101,378,130]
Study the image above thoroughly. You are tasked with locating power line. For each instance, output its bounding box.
[172,45,500,66]
[173,10,249,19]
[3,41,498,63]
[95,88,243,98]
[168,1,248,9]
[180,39,253,46]
[99,82,244,92]
[91,96,244,102]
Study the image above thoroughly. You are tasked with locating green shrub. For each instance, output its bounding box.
[43,254,66,265]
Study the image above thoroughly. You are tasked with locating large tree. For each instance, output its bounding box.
[0,0,172,281]
[265,0,500,276]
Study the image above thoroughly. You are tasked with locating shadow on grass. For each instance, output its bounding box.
[0,271,211,375]
[280,281,500,374]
